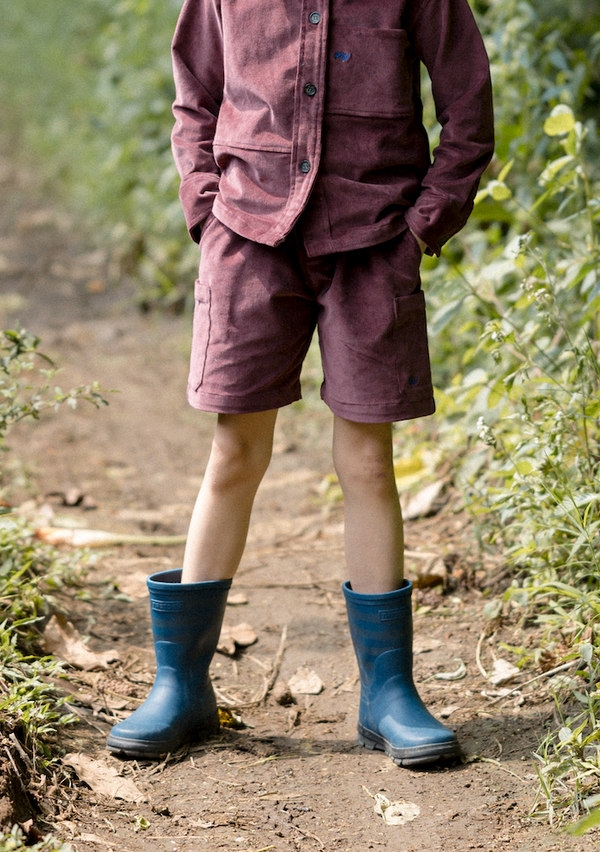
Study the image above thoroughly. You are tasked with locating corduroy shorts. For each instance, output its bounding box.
[187,214,435,424]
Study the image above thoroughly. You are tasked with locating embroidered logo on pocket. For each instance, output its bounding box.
[334,51,351,62]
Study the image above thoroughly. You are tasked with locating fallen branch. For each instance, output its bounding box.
[34,526,187,548]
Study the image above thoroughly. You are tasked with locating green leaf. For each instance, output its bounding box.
[484,599,502,621]
[555,494,599,516]
[539,154,575,186]
[565,807,600,835]
[544,105,575,137]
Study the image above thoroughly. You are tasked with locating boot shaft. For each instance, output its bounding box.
[343,580,416,691]
[147,569,231,669]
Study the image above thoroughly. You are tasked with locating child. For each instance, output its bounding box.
[107,0,494,766]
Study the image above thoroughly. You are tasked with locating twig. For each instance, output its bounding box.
[239,754,294,769]
[214,625,288,709]
[234,581,336,589]
[66,704,111,735]
[240,847,276,852]
[467,755,527,783]
[487,659,578,705]
[404,550,441,560]
[4,745,29,796]
[9,733,34,771]
[291,823,325,849]
[263,625,288,699]
[476,628,489,679]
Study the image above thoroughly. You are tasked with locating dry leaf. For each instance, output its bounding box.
[218,707,244,728]
[288,667,323,695]
[217,623,258,655]
[413,637,443,654]
[63,754,146,802]
[411,556,447,590]
[403,480,445,520]
[43,614,119,671]
[331,676,359,695]
[366,789,421,825]
[113,570,150,599]
[438,704,461,719]
[433,659,467,681]
[489,658,521,686]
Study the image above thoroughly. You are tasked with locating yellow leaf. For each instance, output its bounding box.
[489,180,512,201]
[544,105,575,137]
[515,460,533,475]
[488,380,505,408]
[393,455,424,479]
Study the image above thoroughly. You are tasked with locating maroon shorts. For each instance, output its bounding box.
[188,214,435,423]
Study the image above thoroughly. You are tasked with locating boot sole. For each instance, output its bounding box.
[357,724,461,767]
[106,713,220,759]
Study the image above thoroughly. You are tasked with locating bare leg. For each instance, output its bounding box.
[182,409,278,583]
[332,415,404,594]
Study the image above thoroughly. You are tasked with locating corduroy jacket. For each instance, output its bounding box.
[171,0,494,257]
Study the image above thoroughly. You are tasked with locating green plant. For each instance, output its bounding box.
[1,327,107,483]
[444,104,600,823]
[0,328,106,831]
[0,628,76,775]
[0,825,73,852]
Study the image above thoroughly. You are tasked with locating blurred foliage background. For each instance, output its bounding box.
[1,0,600,827]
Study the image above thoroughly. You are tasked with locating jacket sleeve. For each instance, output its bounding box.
[171,0,224,242]
[404,0,494,256]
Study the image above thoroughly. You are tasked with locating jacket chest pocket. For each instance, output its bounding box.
[325,25,414,118]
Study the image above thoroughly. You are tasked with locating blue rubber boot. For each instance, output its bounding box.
[106,569,231,759]
[343,580,460,766]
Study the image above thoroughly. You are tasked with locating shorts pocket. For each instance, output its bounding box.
[190,280,211,391]
[325,25,414,118]
[393,291,433,397]
[380,228,423,296]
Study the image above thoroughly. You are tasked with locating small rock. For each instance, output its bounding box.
[272,681,295,706]
[288,667,323,696]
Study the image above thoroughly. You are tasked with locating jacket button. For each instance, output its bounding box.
[304,83,317,97]
[300,160,311,173]
[309,11,321,24]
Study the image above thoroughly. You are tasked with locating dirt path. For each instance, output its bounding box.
[1,156,597,851]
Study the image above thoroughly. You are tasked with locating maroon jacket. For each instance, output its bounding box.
[171,0,494,257]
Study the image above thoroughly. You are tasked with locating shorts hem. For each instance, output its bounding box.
[322,391,435,424]
[187,385,302,415]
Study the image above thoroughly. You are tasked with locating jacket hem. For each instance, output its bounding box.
[302,218,410,258]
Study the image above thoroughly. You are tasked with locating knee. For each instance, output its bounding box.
[334,442,395,497]
[209,430,272,493]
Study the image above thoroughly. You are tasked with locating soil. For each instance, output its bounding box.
[1,154,598,851]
